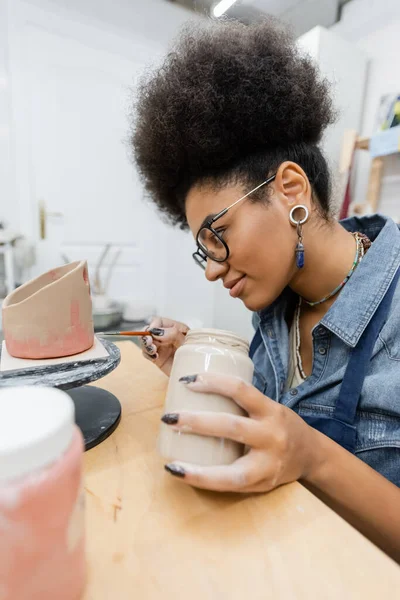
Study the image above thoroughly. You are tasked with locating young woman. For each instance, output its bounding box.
[131,19,400,561]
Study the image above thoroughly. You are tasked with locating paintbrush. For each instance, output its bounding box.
[97,330,188,338]
[97,330,151,337]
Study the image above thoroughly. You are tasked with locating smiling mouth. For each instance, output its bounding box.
[224,275,246,298]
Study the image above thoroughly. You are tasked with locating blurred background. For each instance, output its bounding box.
[0,0,399,340]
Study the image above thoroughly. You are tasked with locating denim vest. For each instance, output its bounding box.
[251,214,400,487]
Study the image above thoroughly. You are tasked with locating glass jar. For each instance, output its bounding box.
[0,386,86,600]
[158,328,254,466]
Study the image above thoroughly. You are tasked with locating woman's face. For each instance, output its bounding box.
[185,165,311,312]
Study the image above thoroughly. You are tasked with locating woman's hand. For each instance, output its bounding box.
[141,317,190,377]
[162,372,321,492]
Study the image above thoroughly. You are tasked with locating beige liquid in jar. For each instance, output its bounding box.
[158,328,254,466]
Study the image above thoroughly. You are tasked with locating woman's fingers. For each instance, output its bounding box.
[141,319,160,357]
[141,335,158,357]
[148,316,189,334]
[163,410,266,447]
[164,453,263,492]
[143,351,158,362]
[180,373,273,418]
[141,324,187,357]
[149,323,188,349]
[144,317,189,350]
[147,316,163,330]
[140,317,189,376]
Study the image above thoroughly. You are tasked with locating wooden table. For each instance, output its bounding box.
[83,342,400,599]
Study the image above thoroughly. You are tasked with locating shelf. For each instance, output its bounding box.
[355,136,370,150]
[355,126,400,157]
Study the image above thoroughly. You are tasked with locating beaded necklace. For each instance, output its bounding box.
[295,232,371,381]
[302,233,370,307]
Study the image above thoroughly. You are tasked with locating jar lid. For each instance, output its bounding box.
[0,386,75,483]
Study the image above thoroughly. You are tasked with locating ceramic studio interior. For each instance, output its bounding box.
[1,1,400,599]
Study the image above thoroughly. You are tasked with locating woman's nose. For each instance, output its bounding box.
[205,258,227,282]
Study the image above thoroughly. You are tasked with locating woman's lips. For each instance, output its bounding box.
[228,276,246,298]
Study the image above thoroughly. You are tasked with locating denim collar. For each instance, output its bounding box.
[257,214,400,348]
[321,214,400,347]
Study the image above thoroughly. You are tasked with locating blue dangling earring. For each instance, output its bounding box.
[289,205,309,269]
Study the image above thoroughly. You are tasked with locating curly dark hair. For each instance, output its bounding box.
[131,18,336,228]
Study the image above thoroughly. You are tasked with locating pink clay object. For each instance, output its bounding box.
[2,261,94,359]
[0,387,86,600]
[0,429,86,600]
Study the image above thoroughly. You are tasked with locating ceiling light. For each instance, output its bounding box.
[212,0,238,18]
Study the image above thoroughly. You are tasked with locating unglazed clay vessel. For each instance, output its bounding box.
[2,261,94,359]
[158,329,254,466]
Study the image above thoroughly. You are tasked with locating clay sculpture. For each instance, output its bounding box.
[2,261,94,359]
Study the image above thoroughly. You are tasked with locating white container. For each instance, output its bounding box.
[0,386,85,600]
[158,328,254,466]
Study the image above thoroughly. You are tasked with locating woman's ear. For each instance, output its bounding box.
[273,161,311,210]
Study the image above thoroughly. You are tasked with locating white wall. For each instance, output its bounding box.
[2,0,218,329]
[0,0,17,228]
[298,25,367,204]
[18,0,196,46]
[332,0,400,219]
[160,226,216,329]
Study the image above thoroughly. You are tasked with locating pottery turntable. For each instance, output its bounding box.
[0,261,122,450]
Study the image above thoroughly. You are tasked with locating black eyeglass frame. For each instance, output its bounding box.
[192,174,277,270]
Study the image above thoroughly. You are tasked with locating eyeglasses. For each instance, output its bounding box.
[192,174,276,269]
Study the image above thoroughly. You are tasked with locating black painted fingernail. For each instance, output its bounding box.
[179,375,197,384]
[149,353,157,360]
[161,413,179,425]
[165,464,186,478]
[150,328,164,337]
